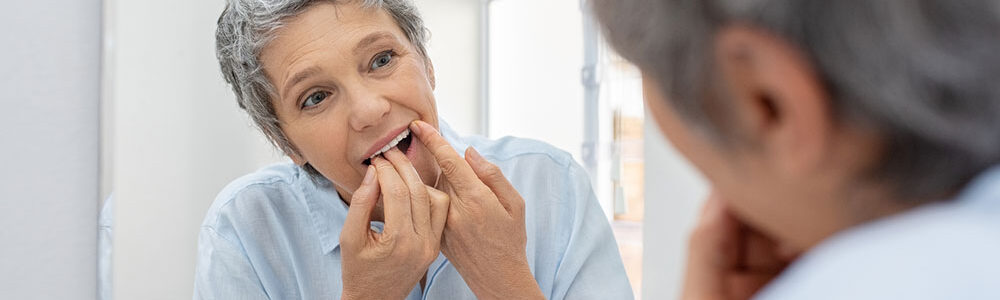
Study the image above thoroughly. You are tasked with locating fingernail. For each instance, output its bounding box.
[363,165,376,185]
[467,147,485,164]
[416,120,439,135]
[410,121,423,136]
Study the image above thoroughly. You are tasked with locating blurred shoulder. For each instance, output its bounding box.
[757,202,1000,300]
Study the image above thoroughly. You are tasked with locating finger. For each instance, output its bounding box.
[727,272,780,300]
[372,156,413,235]
[683,198,743,298]
[341,166,380,245]
[409,120,490,203]
[689,196,741,268]
[383,148,432,237]
[425,185,450,242]
[434,174,453,196]
[713,204,744,268]
[699,190,722,218]
[465,147,522,217]
[777,243,802,261]
[741,228,786,273]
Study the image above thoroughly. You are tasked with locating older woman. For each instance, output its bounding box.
[194,0,632,299]
[593,0,1000,299]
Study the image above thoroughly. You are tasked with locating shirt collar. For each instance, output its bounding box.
[301,173,350,254]
[304,119,467,254]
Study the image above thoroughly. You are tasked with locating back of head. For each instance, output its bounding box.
[592,0,1000,202]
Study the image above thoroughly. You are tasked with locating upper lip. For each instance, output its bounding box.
[362,124,410,162]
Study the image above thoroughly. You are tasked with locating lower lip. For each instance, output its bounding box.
[364,135,421,167]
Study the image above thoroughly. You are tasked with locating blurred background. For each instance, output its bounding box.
[1,0,708,299]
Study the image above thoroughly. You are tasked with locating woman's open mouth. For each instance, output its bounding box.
[362,129,413,166]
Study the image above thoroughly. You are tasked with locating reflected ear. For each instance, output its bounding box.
[714,25,832,175]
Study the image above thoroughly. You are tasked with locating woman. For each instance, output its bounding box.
[593,0,1000,299]
[195,0,632,299]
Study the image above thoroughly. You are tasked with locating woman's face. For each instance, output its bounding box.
[259,2,440,200]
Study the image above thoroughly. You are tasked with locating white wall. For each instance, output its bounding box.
[108,0,285,298]
[0,1,101,299]
[417,0,484,135]
[641,112,709,299]
[487,0,585,162]
[108,0,482,298]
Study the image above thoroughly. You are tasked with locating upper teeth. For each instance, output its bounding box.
[370,129,410,160]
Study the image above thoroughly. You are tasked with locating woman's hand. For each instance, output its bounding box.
[339,148,450,300]
[682,192,796,300]
[409,120,545,300]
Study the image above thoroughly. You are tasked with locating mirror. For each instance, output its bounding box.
[103,0,649,298]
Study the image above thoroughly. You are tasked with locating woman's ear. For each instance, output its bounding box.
[289,154,307,167]
[714,24,833,176]
[285,146,308,167]
[425,57,436,90]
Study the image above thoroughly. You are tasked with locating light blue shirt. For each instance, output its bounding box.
[193,122,633,299]
[756,166,1000,299]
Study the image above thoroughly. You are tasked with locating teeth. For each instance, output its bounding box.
[369,129,410,160]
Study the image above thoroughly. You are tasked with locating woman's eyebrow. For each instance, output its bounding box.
[353,31,396,56]
[279,32,397,100]
[282,66,322,100]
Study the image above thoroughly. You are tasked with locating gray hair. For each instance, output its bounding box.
[216,0,428,159]
[592,0,1000,202]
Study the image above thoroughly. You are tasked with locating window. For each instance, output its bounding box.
[485,0,645,296]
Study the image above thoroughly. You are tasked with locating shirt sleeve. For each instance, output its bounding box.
[193,227,270,300]
[547,161,634,299]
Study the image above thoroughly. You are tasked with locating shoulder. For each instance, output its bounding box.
[201,162,309,230]
[450,131,589,195]
[472,135,575,168]
[758,203,1000,299]
[443,125,598,217]
[441,123,575,172]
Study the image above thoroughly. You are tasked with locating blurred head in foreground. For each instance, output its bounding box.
[592,0,1000,249]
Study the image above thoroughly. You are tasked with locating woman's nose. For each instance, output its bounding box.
[347,89,391,131]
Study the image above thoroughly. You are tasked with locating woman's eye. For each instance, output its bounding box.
[302,91,329,109]
[370,51,394,70]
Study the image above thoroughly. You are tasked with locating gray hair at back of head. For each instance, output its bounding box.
[216,0,428,157]
[592,0,1000,202]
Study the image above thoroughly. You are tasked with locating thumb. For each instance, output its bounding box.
[425,185,450,240]
[341,166,380,246]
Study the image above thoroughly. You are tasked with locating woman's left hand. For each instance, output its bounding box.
[409,120,545,300]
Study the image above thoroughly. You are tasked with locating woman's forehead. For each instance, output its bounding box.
[264,3,404,58]
[259,2,408,86]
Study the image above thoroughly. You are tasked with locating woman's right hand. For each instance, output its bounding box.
[339,148,450,300]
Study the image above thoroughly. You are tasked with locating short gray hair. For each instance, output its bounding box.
[592,0,1000,202]
[216,0,428,157]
